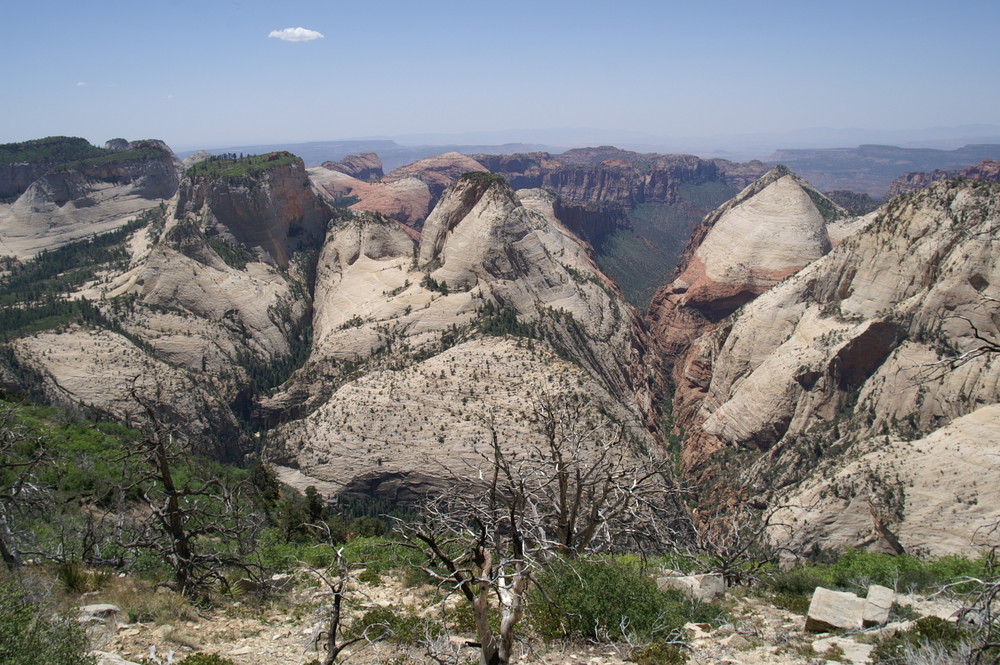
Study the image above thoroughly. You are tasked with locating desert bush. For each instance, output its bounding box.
[766,549,988,602]
[349,605,441,645]
[870,616,970,664]
[631,642,689,665]
[0,578,94,665]
[529,557,722,643]
[176,654,238,665]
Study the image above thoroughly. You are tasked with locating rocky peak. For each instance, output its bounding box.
[265,170,659,498]
[648,167,841,357]
[416,173,517,284]
[383,152,489,198]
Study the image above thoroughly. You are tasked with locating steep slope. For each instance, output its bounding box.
[0,136,112,200]
[1,153,330,457]
[475,148,771,306]
[648,166,846,358]
[0,140,180,258]
[264,174,661,499]
[670,180,999,553]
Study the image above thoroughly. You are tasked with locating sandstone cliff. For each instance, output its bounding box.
[475,147,767,207]
[1,153,334,457]
[176,153,328,268]
[0,140,181,258]
[668,180,999,553]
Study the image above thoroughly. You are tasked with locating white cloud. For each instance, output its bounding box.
[268,27,324,42]
[76,81,88,87]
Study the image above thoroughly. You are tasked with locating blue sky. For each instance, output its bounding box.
[2,0,999,151]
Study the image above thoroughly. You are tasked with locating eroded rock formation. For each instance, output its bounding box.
[666,179,999,553]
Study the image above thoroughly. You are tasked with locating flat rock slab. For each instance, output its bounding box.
[806,587,864,631]
[863,584,895,626]
[658,573,726,601]
[813,636,874,665]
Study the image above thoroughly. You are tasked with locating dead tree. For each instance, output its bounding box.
[673,499,790,586]
[304,528,386,665]
[116,392,262,597]
[948,519,1000,665]
[0,403,50,570]
[398,394,677,665]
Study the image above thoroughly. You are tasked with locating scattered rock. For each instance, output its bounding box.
[91,651,143,665]
[228,646,254,655]
[721,633,752,650]
[713,623,736,637]
[657,573,726,601]
[270,573,294,592]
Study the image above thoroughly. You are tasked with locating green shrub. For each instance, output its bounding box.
[177,654,238,665]
[870,616,969,664]
[765,549,989,607]
[349,605,440,645]
[340,537,424,574]
[529,557,722,642]
[0,579,95,665]
[631,642,689,665]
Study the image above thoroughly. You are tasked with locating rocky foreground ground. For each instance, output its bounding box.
[82,569,964,665]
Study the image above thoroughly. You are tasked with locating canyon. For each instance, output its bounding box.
[0,135,997,559]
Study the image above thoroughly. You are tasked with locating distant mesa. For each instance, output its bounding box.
[0,136,181,258]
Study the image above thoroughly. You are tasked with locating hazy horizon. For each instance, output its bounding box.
[3,0,999,152]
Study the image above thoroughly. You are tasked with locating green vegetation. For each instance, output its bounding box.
[870,616,973,664]
[764,548,988,614]
[176,654,239,665]
[206,235,256,270]
[53,146,168,172]
[631,642,690,665]
[477,300,535,338]
[825,189,882,215]
[530,556,723,643]
[186,151,301,179]
[420,273,450,294]
[0,207,159,306]
[0,206,163,340]
[0,578,94,665]
[594,182,736,307]
[459,170,507,184]
[802,186,847,223]
[0,136,109,165]
[349,605,441,645]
